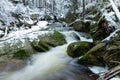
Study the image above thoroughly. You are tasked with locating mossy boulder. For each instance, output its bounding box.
[13,49,29,59]
[67,41,94,57]
[31,31,66,52]
[73,21,90,33]
[31,40,51,52]
[0,30,66,60]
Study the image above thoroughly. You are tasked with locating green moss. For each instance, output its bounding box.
[53,31,66,45]
[77,56,104,66]
[67,41,94,57]
[31,31,66,52]
[118,74,120,78]
[39,31,66,46]
[13,49,28,59]
[31,40,50,52]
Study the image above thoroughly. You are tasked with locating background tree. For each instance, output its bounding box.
[83,0,85,20]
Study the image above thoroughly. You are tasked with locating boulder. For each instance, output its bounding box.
[31,31,66,52]
[73,21,90,33]
[67,41,94,57]
[0,30,66,60]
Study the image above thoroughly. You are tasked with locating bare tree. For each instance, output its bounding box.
[83,0,85,20]
[22,0,28,6]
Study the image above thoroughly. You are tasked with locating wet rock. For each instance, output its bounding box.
[31,31,66,52]
[67,41,94,57]
[77,31,120,67]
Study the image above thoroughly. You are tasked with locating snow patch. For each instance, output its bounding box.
[89,66,108,75]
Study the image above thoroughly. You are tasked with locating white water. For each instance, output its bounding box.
[0,31,78,80]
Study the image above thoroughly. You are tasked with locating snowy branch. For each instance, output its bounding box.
[109,0,120,22]
[97,65,120,80]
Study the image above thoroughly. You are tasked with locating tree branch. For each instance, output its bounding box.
[97,65,120,80]
[109,0,120,22]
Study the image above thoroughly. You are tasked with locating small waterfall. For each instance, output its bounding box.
[0,31,80,80]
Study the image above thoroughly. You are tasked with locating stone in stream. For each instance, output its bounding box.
[67,41,94,57]
[31,31,66,52]
[73,21,91,33]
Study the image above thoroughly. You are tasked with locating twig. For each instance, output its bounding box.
[3,26,8,38]
[102,29,120,42]
[111,60,120,64]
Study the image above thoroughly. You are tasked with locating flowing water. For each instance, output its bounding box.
[0,31,96,80]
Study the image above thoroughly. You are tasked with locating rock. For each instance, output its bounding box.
[0,38,34,60]
[0,30,66,59]
[77,33,120,67]
[31,31,66,52]
[67,41,94,57]
[30,14,39,20]
[13,49,29,59]
[73,21,90,33]
[77,42,106,66]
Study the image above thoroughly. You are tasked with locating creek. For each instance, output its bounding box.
[0,31,97,80]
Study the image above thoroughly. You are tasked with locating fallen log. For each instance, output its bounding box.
[97,65,120,80]
[109,0,120,22]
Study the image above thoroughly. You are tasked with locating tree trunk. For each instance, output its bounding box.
[83,0,86,20]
